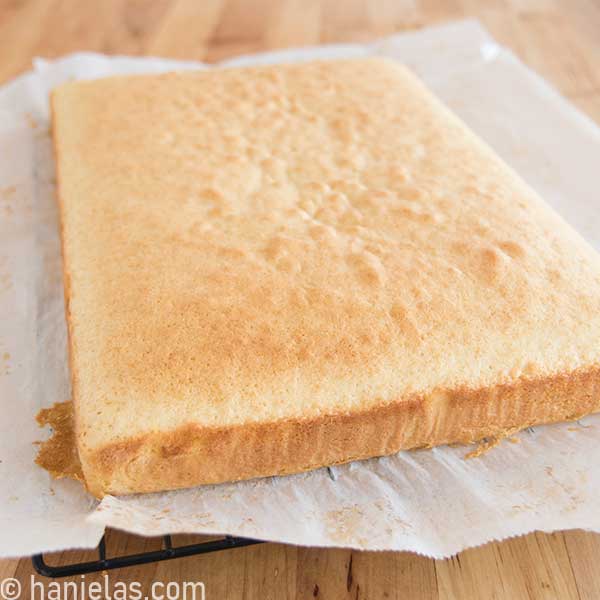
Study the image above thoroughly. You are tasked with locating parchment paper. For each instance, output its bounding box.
[1,19,599,559]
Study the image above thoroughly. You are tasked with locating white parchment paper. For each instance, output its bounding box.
[1,20,599,559]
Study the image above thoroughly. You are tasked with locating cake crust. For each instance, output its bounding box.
[87,366,600,496]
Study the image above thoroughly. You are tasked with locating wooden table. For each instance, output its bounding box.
[1,1,600,598]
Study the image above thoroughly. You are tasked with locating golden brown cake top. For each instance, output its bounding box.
[52,58,600,451]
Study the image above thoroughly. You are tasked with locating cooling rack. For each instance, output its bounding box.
[32,534,263,578]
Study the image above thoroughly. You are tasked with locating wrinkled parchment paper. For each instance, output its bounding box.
[1,20,600,559]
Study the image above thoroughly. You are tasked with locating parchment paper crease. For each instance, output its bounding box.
[1,19,599,558]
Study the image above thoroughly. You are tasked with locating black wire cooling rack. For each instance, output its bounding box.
[32,534,263,578]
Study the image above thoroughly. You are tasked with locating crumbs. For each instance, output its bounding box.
[1,351,9,376]
[1,186,16,198]
[325,505,366,546]
[35,400,83,481]
[25,113,38,129]
[568,421,594,431]
[0,252,12,294]
[1,186,20,219]
[464,427,521,459]
[465,437,502,459]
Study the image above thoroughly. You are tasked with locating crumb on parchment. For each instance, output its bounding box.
[35,401,83,481]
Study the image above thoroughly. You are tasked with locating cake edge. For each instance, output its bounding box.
[82,365,600,497]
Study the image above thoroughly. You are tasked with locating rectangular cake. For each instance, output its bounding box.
[51,58,600,497]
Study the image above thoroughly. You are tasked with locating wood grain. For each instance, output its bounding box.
[1,0,599,598]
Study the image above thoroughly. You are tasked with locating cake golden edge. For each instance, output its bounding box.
[50,77,600,499]
[51,92,86,486]
[82,366,600,497]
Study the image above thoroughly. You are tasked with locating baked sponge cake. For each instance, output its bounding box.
[51,58,600,498]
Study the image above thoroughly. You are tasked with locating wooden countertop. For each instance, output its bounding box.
[1,1,600,598]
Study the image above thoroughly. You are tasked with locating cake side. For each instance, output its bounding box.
[84,365,600,497]
[50,93,87,484]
